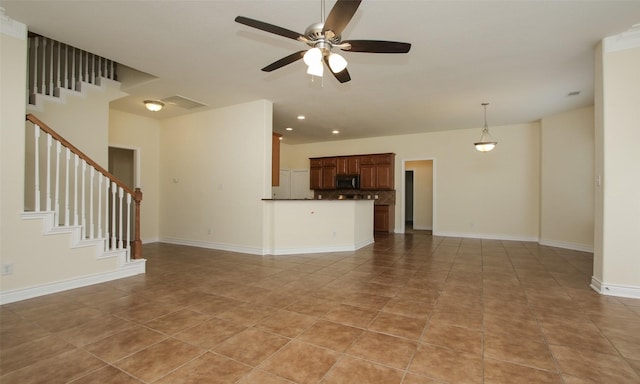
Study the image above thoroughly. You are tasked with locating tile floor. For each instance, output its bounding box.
[1,233,640,383]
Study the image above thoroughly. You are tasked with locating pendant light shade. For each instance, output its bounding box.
[474,103,497,152]
[144,100,164,112]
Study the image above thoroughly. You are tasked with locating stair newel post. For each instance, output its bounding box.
[34,124,41,212]
[54,140,61,226]
[45,133,52,211]
[89,167,95,239]
[117,187,124,249]
[133,188,142,259]
[111,181,117,251]
[31,36,38,97]
[64,147,70,226]
[97,174,103,239]
[73,154,79,226]
[81,160,87,239]
[126,193,132,261]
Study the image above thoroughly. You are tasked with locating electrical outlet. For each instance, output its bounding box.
[1,263,14,275]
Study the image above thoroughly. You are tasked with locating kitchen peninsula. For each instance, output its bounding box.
[262,199,374,255]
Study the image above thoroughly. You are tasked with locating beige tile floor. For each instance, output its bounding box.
[1,232,640,383]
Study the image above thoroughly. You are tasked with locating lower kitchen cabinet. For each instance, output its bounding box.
[374,204,393,232]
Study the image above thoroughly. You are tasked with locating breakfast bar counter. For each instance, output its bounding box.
[262,199,374,255]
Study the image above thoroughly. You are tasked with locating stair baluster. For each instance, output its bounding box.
[26,115,143,259]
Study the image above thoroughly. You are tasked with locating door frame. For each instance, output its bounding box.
[400,157,436,234]
[108,144,141,189]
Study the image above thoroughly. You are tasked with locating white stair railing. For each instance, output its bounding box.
[25,114,142,260]
[27,33,118,105]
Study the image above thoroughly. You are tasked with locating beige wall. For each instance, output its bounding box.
[1,18,119,295]
[593,35,640,296]
[27,80,126,166]
[159,100,273,254]
[109,110,161,243]
[283,122,541,241]
[540,106,594,251]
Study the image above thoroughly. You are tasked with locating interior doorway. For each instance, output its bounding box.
[108,146,137,242]
[403,159,434,234]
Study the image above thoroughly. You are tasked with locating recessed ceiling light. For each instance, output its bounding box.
[567,91,581,97]
[297,115,305,120]
[332,130,340,134]
[285,127,293,131]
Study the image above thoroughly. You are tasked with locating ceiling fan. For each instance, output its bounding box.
[235,0,411,83]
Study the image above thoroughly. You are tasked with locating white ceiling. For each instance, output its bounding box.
[4,1,640,144]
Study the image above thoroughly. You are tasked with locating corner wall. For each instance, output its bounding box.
[159,100,273,254]
[592,30,640,298]
[540,106,594,251]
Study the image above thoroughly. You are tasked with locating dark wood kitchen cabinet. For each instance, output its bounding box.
[337,156,360,175]
[374,204,392,232]
[311,153,393,190]
[310,157,337,190]
[360,153,395,190]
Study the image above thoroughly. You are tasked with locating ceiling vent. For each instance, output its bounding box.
[161,95,207,109]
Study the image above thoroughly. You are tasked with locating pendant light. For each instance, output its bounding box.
[474,102,497,152]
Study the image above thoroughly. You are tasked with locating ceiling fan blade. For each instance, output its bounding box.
[342,40,411,53]
[324,56,351,83]
[235,16,303,41]
[261,51,306,72]
[323,0,362,37]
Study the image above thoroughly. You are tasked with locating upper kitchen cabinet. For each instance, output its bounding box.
[311,153,394,190]
[337,156,360,175]
[360,153,395,190]
[310,157,337,190]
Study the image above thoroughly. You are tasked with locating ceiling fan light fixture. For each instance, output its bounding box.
[303,47,323,66]
[328,52,348,73]
[474,102,497,152]
[307,61,324,77]
[144,100,164,112]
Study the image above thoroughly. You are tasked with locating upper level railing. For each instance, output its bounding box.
[27,33,118,104]
[25,114,142,260]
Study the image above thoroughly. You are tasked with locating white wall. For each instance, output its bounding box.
[284,123,541,241]
[593,33,640,298]
[540,106,594,251]
[159,100,273,254]
[109,110,161,243]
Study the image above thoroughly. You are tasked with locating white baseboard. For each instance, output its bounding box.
[0,260,146,305]
[160,237,374,256]
[160,237,264,255]
[432,230,539,243]
[590,276,640,299]
[539,238,593,252]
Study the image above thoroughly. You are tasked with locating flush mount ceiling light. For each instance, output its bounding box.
[474,102,497,152]
[144,100,164,112]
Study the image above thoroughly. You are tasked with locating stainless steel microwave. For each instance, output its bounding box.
[336,174,360,189]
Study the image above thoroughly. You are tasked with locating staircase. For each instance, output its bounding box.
[0,33,145,305]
